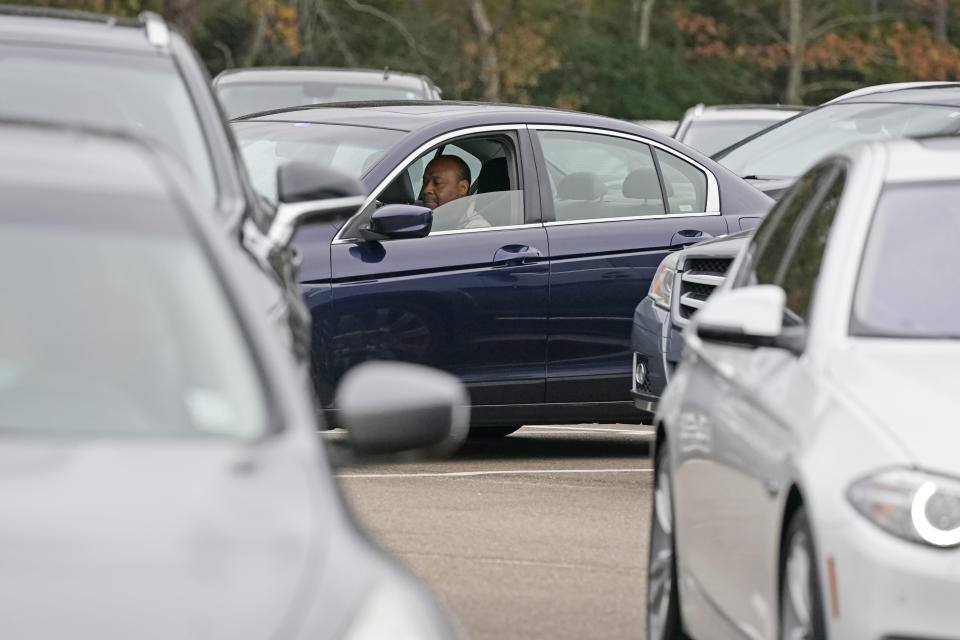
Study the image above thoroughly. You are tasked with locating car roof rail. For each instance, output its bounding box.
[139,11,170,49]
[0,3,122,25]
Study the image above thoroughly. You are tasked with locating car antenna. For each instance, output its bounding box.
[383,66,390,80]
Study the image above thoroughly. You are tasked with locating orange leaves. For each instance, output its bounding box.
[496,25,561,103]
[672,9,731,59]
[884,21,960,79]
[249,0,300,58]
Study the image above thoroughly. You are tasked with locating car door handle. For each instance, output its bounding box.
[670,229,713,247]
[492,245,543,266]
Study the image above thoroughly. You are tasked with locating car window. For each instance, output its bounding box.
[735,162,837,290]
[348,134,524,236]
[0,192,267,438]
[778,166,845,323]
[654,149,708,213]
[233,121,404,203]
[852,181,960,338]
[0,45,218,206]
[537,130,665,221]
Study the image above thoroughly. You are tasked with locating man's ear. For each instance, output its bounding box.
[457,180,469,197]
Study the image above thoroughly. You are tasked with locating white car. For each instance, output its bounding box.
[649,135,960,640]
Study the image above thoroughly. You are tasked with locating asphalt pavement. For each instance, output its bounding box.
[332,424,655,640]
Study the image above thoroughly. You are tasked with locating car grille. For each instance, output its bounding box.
[677,257,733,320]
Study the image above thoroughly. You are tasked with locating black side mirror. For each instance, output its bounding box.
[267,162,367,247]
[361,204,433,241]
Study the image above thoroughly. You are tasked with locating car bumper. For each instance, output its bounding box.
[630,297,670,412]
[821,515,960,639]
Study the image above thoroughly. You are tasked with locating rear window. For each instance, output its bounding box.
[218,82,425,119]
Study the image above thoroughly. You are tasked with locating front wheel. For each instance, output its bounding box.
[647,440,689,640]
[779,507,827,640]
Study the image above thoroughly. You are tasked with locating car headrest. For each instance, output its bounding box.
[557,172,605,201]
[378,170,414,205]
[622,168,670,199]
[476,157,510,193]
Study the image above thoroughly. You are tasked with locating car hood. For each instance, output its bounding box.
[0,438,323,639]
[828,340,960,474]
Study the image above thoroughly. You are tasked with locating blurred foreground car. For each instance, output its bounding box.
[674,104,804,156]
[233,102,772,433]
[215,67,443,118]
[0,121,464,639]
[0,6,313,364]
[649,136,960,640]
[715,82,960,199]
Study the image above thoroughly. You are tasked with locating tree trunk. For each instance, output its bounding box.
[934,0,948,43]
[164,0,194,34]
[785,0,804,104]
[467,0,500,102]
[639,0,656,50]
[242,4,269,67]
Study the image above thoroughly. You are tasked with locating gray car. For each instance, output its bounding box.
[0,121,464,639]
[214,67,443,119]
[650,136,960,640]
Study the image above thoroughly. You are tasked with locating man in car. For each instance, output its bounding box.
[419,155,490,231]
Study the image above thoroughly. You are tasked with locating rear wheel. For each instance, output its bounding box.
[647,441,689,640]
[779,507,827,640]
[468,425,522,438]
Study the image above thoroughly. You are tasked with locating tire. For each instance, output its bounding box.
[779,507,827,640]
[647,441,690,640]
[468,425,522,438]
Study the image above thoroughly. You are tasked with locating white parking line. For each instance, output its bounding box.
[520,425,654,435]
[337,468,652,479]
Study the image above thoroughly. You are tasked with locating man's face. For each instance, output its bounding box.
[420,157,468,209]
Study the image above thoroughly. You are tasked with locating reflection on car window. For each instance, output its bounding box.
[234,121,403,202]
[538,130,666,221]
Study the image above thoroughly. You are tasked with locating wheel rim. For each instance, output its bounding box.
[648,465,675,639]
[782,530,813,640]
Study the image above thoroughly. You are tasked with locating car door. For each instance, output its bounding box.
[322,126,549,407]
[531,126,727,403]
[675,161,847,638]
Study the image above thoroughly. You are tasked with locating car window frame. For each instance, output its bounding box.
[335,124,540,242]
[528,125,720,226]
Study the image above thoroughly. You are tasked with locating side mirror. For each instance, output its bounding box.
[268,161,367,247]
[361,204,433,241]
[334,361,469,457]
[694,285,804,354]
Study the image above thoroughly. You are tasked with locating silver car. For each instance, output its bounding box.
[649,136,960,640]
[1,121,464,639]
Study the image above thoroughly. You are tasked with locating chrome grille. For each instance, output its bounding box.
[677,257,733,320]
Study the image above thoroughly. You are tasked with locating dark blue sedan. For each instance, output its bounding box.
[233,102,772,434]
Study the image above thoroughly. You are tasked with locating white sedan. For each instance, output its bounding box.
[649,135,960,640]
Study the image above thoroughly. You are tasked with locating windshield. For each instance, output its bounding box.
[0,45,217,205]
[0,193,267,437]
[233,120,404,202]
[218,82,427,119]
[682,119,784,156]
[716,102,960,178]
[852,182,960,339]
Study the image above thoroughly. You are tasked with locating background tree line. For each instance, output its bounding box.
[16,0,960,118]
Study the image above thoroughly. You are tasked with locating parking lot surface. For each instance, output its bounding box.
[333,425,654,640]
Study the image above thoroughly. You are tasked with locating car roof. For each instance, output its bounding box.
[879,135,960,183]
[682,103,805,121]
[0,5,163,54]
[215,67,434,89]
[236,100,666,136]
[829,82,960,106]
